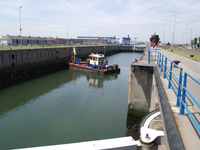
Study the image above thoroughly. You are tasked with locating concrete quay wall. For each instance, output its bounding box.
[127,48,185,149]
[173,47,200,55]
[0,46,117,69]
[0,46,118,85]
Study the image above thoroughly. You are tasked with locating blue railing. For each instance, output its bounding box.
[179,72,200,132]
[157,51,183,107]
[148,46,160,64]
[148,46,200,133]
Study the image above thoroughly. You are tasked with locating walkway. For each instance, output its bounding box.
[159,49,200,149]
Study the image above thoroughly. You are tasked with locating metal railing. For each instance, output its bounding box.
[148,46,160,64]
[179,72,200,132]
[157,51,183,107]
[148,46,200,133]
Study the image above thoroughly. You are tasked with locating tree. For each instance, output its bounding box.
[199,36,200,44]
[194,37,198,47]
[191,39,194,47]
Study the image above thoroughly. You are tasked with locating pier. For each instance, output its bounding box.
[145,47,200,149]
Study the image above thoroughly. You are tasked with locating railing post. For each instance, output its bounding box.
[176,68,183,107]
[157,51,159,65]
[155,48,157,63]
[180,72,187,115]
[158,52,161,68]
[161,55,164,72]
[148,46,150,64]
[164,57,167,79]
[168,61,173,89]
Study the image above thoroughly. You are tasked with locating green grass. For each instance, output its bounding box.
[0,44,115,51]
[163,48,200,62]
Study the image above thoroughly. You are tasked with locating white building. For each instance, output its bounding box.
[0,36,12,46]
[0,35,57,46]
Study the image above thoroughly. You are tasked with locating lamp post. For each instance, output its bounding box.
[19,6,22,47]
[67,20,69,45]
[171,11,180,51]
[185,28,188,47]
[163,23,168,45]
[190,28,192,48]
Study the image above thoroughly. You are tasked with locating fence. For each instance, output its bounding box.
[180,72,200,132]
[157,51,183,107]
[148,46,200,133]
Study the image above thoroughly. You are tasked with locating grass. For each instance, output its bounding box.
[163,48,200,62]
[0,44,114,51]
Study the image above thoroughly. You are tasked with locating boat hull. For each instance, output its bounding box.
[69,63,120,74]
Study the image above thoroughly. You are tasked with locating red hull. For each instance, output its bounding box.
[69,63,120,74]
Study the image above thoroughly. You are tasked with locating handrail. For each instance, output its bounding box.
[148,47,200,133]
[148,46,161,64]
[157,51,183,107]
[154,67,185,149]
[179,72,200,132]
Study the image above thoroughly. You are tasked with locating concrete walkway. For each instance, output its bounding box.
[158,49,200,149]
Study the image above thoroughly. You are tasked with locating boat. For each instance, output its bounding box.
[68,51,120,74]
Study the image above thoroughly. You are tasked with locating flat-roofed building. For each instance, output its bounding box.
[0,35,57,46]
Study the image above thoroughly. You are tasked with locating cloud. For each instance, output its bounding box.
[0,0,200,42]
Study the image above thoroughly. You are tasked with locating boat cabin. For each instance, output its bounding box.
[88,53,105,68]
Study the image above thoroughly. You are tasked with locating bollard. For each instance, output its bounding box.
[172,60,180,67]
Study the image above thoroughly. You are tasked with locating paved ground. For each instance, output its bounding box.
[157,49,200,149]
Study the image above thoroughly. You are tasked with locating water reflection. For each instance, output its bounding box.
[0,52,142,149]
[70,70,119,89]
[0,69,120,117]
[0,70,72,116]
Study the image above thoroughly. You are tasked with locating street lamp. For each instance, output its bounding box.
[163,23,168,45]
[67,20,69,45]
[19,6,22,47]
[171,11,180,51]
[185,28,188,47]
[190,28,192,48]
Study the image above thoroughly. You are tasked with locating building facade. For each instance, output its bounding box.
[0,35,118,46]
[0,35,57,46]
[122,35,131,45]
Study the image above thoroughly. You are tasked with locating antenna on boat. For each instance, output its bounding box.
[104,46,106,57]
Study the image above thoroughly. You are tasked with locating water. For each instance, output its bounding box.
[0,52,142,149]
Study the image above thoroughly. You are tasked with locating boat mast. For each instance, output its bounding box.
[73,47,76,61]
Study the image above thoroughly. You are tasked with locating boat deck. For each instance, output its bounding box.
[69,63,120,74]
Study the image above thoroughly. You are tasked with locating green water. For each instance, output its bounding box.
[0,52,142,149]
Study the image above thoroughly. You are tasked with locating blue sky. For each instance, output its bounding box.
[0,0,200,44]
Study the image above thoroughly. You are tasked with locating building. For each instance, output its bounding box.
[77,36,116,44]
[0,36,12,46]
[0,35,57,46]
[122,35,131,45]
[0,35,118,46]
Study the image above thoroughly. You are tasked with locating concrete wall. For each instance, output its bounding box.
[174,47,200,55]
[128,63,154,113]
[0,46,118,84]
[0,46,117,71]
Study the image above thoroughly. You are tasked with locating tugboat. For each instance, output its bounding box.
[69,48,120,74]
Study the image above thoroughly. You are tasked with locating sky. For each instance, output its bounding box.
[0,0,200,44]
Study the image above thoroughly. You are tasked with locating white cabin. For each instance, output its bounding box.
[88,53,105,68]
